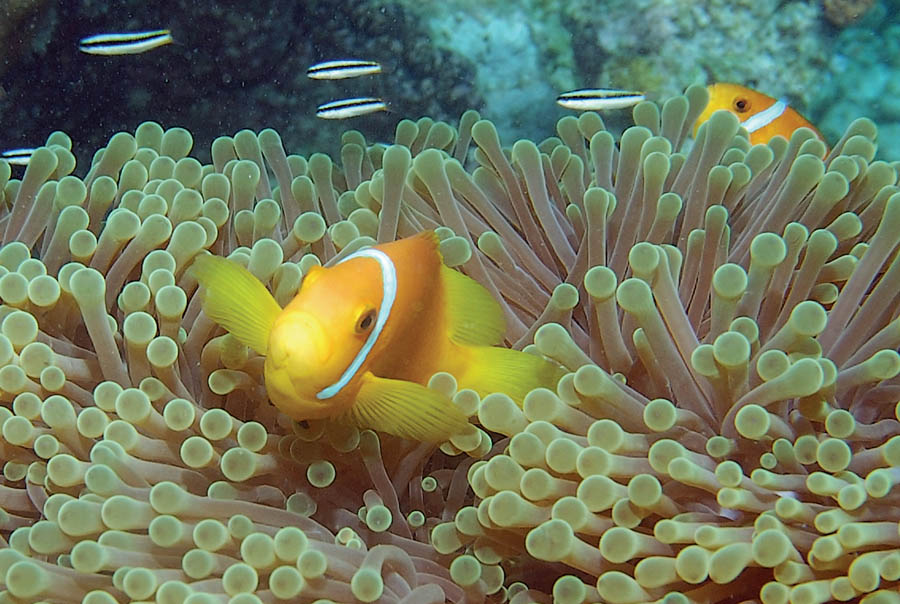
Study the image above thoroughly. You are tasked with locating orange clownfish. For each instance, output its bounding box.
[190,231,566,442]
[694,83,824,146]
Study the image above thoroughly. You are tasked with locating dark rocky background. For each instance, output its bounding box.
[0,0,481,169]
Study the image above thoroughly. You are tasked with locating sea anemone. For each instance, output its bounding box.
[0,84,899,603]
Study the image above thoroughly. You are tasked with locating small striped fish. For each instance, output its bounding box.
[556,88,645,111]
[1,148,36,166]
[79,29,173,55]
[308,59,382,80]
[316,97,387,120]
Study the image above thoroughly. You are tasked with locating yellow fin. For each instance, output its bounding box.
[347,373,469,442]
[459,345,567,405]
[441,264,506,346]
[189,253,282,355]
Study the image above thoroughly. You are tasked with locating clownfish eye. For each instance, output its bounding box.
[356,309,376,334]
[733,97,751,113]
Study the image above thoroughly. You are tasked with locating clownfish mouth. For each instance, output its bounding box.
[267,311,332,378]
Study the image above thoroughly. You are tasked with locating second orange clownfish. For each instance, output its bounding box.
[191,231,566,442]
[694,83,824,146]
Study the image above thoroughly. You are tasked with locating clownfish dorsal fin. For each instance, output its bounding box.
[348,372,470,442]
[190,253,282,355]
[440,265,506,346]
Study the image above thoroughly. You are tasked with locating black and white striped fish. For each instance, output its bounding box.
[316,97,387,120]
[1,148,36,166]
[307,59,382,80]
[79,29,173,55]
[556,88,646,111]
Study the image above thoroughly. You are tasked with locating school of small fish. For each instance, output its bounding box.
[2,23,827,156]
[307,58,387,119]
[191,231,566,442]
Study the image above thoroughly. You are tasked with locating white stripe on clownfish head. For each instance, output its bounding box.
[316,247,396,400]
[740,98,788,134]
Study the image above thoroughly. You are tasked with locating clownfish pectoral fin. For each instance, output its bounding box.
[189,253,282,356]
[348,373,469,442]
[441,265,506,346]
[461,345,568,406]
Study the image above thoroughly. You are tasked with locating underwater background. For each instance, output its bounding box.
[2,0,899,164]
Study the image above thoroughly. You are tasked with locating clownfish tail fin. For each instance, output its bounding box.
[189,253,282,355]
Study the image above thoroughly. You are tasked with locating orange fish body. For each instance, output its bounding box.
[266,234,457,417]
[192,232,565,441]
[694,83,823,146]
